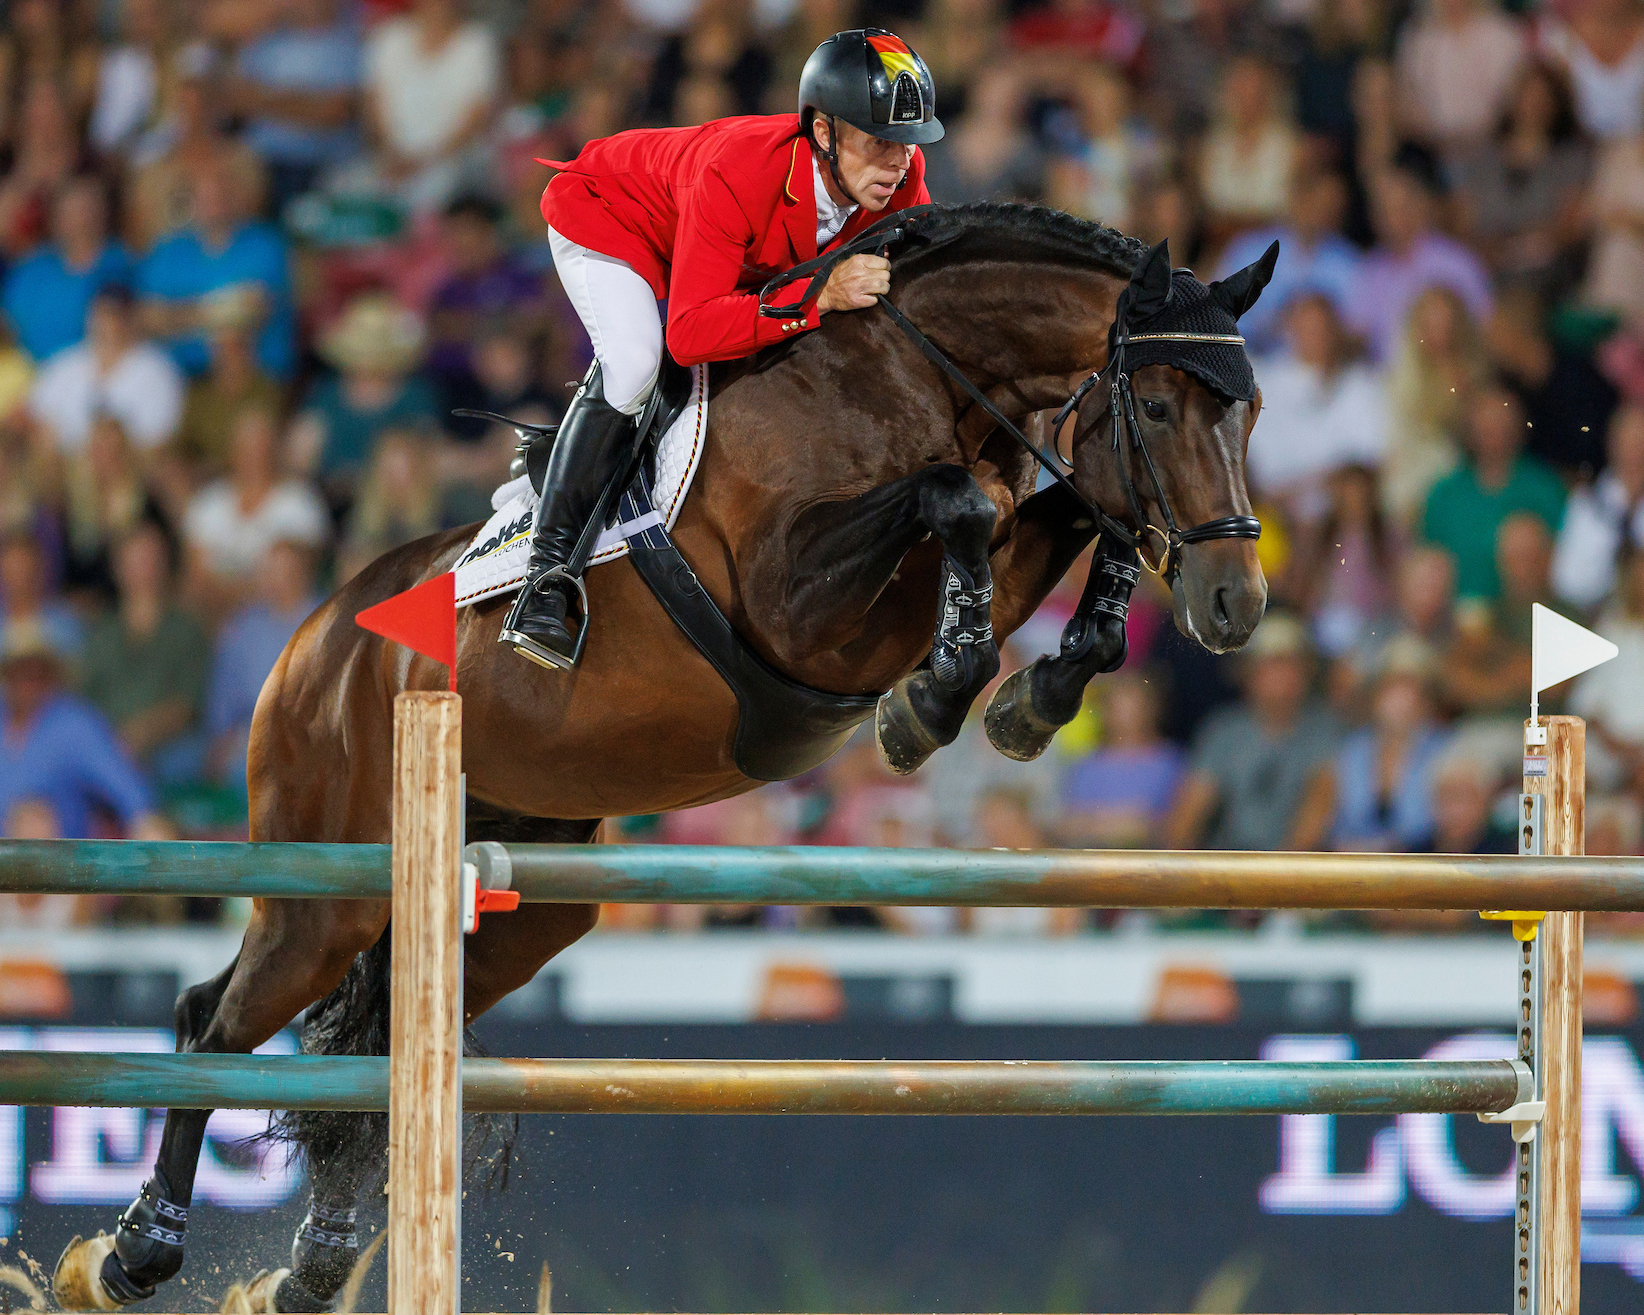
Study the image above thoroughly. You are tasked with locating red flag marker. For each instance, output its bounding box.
[356,573,458,691]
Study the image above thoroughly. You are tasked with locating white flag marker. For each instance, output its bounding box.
[1528,602,1618,744]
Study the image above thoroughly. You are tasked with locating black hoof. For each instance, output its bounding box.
[983,666,1065,762]
[874,678,944,776]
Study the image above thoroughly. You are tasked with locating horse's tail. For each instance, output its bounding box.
[272,930,515,1197]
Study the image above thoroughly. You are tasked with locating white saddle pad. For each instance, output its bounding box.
[453,364,708,608]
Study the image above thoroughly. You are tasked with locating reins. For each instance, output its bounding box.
[758,213,1261,585]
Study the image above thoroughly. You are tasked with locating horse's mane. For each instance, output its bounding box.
[895,202,1146,280]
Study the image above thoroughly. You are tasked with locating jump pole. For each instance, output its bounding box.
[388,691,463,1315]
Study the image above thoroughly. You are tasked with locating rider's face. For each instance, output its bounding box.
[816,119,915,211]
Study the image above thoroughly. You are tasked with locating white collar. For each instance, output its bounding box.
[813,156,857,248]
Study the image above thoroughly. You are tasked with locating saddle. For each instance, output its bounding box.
[509,352,880,783]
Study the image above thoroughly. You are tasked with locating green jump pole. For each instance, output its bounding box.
[0,1052,1529,1117]
[4,839,1644,911]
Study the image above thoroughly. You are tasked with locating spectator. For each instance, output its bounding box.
[1,176,132,364]
[1164,613,1341,852]
[138,160,294,380]
[128,44,269,250]
[1552,403,1644,608]
[1058,673,1184,849]
[229,0,364,216]
[1583,98,1644,324]
[173,293,284,477]
[88,0,173,157]
[290,294,439,494]
[1439,512,1549,715]
[183,407,329,611]
[1355,545,1459,680]
[1539,0,1644,142]
[1453,60,1591,294]
[644,0,772,124]
[1418,749,1514,853]
[338,429,446,581]
[1199,55,1300,240]
[1571,542,1644,790]
[62,416,168,600]
[0,531,82,659]
[0,78,91,259]
[964,786,1085,936]
[0,1,99,140]
[1298,464,1401,657]
[1215,169,1361,356]
[442,318,561,485]
[1293,0,1390,159]
[1421,382,1566,600]
[1247,292,1386,523]
[26,285,184,458]
[925,65,1044,207]
[362,0,502,213]
[79,522,208,776]
[0,618,165,840]
[1323,636,1450,851]
[1347,148,1494,364]
[0,797,99,928]
[203,540,322,798]
[1383,286,1491,524]
[1486,287,1616,477]
[428,194,549,393]
[1008,0,1146,71]
[1395,0,1525,157]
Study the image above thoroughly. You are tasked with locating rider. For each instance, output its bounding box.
[501,28,942,670]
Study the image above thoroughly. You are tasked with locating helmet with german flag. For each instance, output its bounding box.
[798,28,943,146]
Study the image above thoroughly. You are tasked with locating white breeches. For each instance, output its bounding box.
[548,227,663,415]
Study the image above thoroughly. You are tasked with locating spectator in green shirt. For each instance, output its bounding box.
[79,521,209,781]
[1421,382,1566,600]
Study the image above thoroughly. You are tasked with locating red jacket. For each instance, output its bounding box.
[540,114,930,365]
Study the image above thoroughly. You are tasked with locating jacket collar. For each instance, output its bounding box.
[781,137,818,265]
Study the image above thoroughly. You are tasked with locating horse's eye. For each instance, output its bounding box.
[1142,399,1167,422]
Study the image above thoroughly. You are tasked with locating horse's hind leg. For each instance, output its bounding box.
[53,900,389,1312]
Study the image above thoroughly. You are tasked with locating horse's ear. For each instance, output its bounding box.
[1209,241,1280,320]
[1126,240,1173,320]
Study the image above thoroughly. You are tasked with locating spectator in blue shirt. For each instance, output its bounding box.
[137,161,296,379]
[1,177,132,363]
[1215,168,1361,356]
[229,0,363,216]
[204,539,322,799]
[0,618,167,840]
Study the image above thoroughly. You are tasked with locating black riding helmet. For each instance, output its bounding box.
[798,28,944,148]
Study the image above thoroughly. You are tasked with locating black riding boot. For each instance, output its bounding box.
[500,363,636,670]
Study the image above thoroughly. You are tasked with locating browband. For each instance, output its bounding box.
[1123,332,1246,345]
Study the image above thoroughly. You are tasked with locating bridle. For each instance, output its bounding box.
[759,210,1262,586]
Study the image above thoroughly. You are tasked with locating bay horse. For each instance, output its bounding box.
[54,203,1271,1314]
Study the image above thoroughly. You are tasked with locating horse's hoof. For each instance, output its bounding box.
[221,1266,291,1314]
[983,667,1063,762]
[874,681,943,776]
[53,1234,122,1312]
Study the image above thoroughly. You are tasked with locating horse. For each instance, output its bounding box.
[53,202,1272,1314]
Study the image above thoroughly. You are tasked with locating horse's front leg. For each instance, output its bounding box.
[871,466,1004,774]
[984,531,1142,761]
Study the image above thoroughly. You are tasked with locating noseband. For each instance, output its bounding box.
[759,214,1262,586]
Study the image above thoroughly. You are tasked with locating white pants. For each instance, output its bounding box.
[548,227,663,415]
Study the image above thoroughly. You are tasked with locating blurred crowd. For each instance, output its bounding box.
[4,0,1644,936]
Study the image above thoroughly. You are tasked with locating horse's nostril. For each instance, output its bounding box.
[1212,586,1232,631]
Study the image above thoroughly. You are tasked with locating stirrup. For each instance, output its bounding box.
[500,567,592,671]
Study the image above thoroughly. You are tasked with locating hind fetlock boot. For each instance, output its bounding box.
[500,362,636,670]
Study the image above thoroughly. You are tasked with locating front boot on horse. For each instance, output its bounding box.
[500,362,636,670]
[54,1170,189,1310]
[985,533,1141,761]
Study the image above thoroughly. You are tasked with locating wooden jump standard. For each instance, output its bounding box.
[0,699,1606,1315]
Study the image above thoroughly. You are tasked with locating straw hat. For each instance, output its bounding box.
[1241,611,1312,661]
[318,295,426,375]
[1373,633,1438,685]
[198,284,265,337]
[0,618,62,672]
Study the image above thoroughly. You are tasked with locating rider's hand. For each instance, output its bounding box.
[818,254,890,313]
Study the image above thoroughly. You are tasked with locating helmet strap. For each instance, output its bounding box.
[819,114,862,209]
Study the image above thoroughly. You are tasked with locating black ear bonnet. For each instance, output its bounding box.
[1111,239,1279,403]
